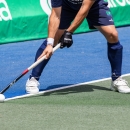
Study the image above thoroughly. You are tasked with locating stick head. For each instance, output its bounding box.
[0,94,5,103]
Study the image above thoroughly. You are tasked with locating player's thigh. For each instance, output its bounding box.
[54,7,77,46]
[95,25,118,43]
[86,2,118,42]
[59,6,77,30]
[87,5,114,28]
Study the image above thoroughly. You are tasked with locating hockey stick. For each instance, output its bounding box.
[0,43,61,94]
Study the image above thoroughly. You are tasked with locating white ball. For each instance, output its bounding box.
[0,94,5,102]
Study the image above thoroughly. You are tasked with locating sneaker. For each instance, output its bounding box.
[111,77,130,93]
[26,77,40,94]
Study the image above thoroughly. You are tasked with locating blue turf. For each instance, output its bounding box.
[0,26,130,98]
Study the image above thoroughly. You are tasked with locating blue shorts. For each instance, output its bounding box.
[59,1,114,29]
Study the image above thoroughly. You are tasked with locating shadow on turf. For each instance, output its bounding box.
[40,84,111,96]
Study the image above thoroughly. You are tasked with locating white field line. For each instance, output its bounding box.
[5,73,130,101]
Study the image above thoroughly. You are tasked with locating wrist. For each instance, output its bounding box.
[47,38,54,46]
[66,29,73,34]
[65,30,73,34]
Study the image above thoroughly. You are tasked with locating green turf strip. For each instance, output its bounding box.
[0,76,130,130]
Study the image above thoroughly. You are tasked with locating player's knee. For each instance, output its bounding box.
[107,30,118,43]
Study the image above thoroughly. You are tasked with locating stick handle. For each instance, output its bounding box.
[28,43,61,71]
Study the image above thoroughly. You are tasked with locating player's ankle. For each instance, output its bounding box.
[29,75,39,81]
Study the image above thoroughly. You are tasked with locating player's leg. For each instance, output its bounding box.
[26,7,76,94]
[26,39,50,94]
[30,30,65,79]
[87,2,130,93]
[95,25,122,80]
[25,30,64,94]
[95,25,130,93]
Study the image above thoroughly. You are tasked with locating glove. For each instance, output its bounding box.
[60,31,73,49]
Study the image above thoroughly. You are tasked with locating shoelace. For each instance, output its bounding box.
[28,79,38,86]
[117,79,129,89]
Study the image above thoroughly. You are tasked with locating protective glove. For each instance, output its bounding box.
[60,31,73,49]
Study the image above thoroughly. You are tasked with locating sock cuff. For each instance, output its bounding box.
[107,41,123,50]
[107,41,120,46]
